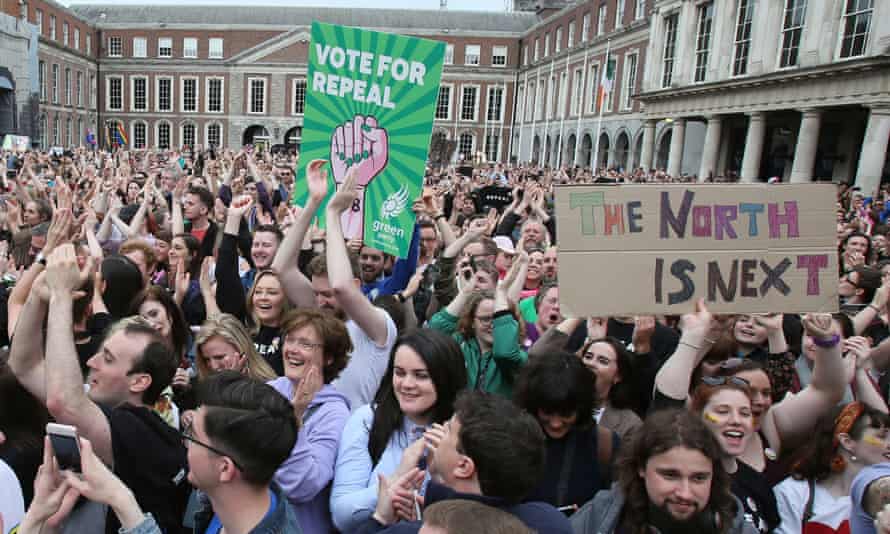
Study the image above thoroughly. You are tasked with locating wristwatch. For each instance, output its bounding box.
[35,252,46,266]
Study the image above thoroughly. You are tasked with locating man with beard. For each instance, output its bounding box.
[571,409,756,534]
[275,161,397,410]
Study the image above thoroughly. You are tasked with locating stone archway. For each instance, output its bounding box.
[656,129,672,171]
[242,125,270,146]
[565,134,577,167]
[284,126,302,147]
[531,135,541,164]
[596,132,610,170]
[632,132,644,170]
[614,131,630,171]
[580,134,593,168]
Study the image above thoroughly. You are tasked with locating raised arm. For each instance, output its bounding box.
[853,283,888,336]
[171,176,186,235]
[272,159,327,309]
[325,170,389,346]
[762,313,848,455]
[43,244,114,465]
[653,299,715,402]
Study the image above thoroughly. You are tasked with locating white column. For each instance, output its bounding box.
[740,111,766,182]
[667,118,686,177]
[854,105,890,196]
[640,119,656,171]
[790,109,822,183]
[698,115,723,181]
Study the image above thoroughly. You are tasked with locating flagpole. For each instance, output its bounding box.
[528,67,539,164]
[539,60,555,165]
[516,70,528,164]
[591,39,610,174]
[556,53,571,169]
[574,46,590,166]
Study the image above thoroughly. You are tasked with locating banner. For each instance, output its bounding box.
[293,21,445,258]
[1,135,29,151]
[555,184,838,316]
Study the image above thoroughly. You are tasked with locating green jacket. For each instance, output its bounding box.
[428,308,527,398]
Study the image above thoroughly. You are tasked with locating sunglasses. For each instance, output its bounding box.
[701,375,751,388]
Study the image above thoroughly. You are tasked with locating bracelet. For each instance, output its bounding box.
[395,292,407,303]
[704,337,717,344]
[679,340,702,351]
[812,334,841,349]
[869,304,882,313]
[434,214,447,221]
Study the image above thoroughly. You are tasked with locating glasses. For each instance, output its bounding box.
[287,338,324,351]
[701,376,751,388]
[181,424,244,471]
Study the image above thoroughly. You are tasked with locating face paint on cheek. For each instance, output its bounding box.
[863,435,887,447]
[704,412,720,424]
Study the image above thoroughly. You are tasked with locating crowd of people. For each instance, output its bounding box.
[0,144,890,534]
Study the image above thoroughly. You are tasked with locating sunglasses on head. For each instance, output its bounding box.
[701,375,751,388]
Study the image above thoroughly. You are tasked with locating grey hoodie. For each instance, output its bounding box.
[570,485,759,534]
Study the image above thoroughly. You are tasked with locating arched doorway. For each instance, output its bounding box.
[596,133,610,170]
[632,133,644,170]
[656,130,672,171]
[531,135,541,164]
[565,134,577,167]
[544,135,552,166]
[284,126,302,148]
[0,67,16,135]
[580,134,593,168]
[614,131,629,171]
[242,125,270,147]
[552,135,561,166]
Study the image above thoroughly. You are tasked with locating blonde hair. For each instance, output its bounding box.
[194,313,276,381]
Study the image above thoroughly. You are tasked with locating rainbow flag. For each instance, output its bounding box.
[114,122,128,146]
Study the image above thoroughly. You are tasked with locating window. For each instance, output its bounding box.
[89,74,95,108]
[516,84,524,121]
[460,86,478,121]
[534,38,540,61]
[636,0,646,19]
[558,71,567,118]
[525,82,535,121]
[133,122,147,149]
[66,119,71,147]
[780,0,807,68]
[40,115,47,148]
[840,0,873,58]
[568,21,575,48]
[661,14,678,87]
[63,22,69,46]
[209,38,224,59]
[74,28,79,50]
[131,77,147,111]
[183,38,198,58]
[36,10,42,34]
[51,64,58,104]
[77,119,82,146]
[694,2,714,83]
[181,123,197,147]
[207,78,224,113]
[107,76,123,111]
[181,77,198,112]
[536,77,545,120]
[597,4,606,36]
[444,44,454,65]
[65,68,71,105]
[76,72,83,107]
[133,37,147,58]
[53,116,60,145]
[603,58,616,112]
[21,3,27,22]
[249,78,266,114]
[733,0,754,76]
[555,28,562,54]
[622,53,638,110]
[492,46,507,67]
[485,133,500,162]
[571,69,583,115]
[464,44,480,66]
[486,86,504,122]
[582,13,591,41]
[49,16,56,40]
[523,45,528,66]
[458,133,474,159]
[588,64,599,113]
[544,33,550,57]
[206,123,222,147]
[156,122,171,149]
[108,36,122,57]
[616,0,625,28]
[156,77,172,112]
[39,61,46,102]
[435,85,451,120]
[292,79,306,115]
[86,35,91,55]
[158,37,172,58]
[546,75,555,118]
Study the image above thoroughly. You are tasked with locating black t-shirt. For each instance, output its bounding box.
[606,319,680,416]
[254,324,284,376]
[732,461,779,533]
[99,403,191,534]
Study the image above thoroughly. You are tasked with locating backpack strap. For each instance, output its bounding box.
[802,478,816,531]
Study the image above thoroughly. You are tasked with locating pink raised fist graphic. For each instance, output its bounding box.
[330,115,388,187]
[329,115,388,239]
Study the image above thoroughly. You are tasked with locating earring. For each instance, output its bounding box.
[851,455,858,462]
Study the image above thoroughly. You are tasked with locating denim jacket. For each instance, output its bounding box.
[122,484,302,534]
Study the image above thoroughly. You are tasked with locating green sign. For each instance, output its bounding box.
[293,21,445,258]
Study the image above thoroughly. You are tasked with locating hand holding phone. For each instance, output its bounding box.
[46,423,82,472]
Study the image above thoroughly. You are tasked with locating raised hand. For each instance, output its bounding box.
[632,315,656,354]
[330,115,388,187]
[227,194,253,220]
[306,159,330,203]
[291,366,323,420]
[326,167,358,216]
[803,313,835,342]
[587,317,608,340]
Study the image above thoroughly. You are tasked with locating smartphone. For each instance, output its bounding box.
[46,423,82,472]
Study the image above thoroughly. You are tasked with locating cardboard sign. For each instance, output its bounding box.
[1,135,29,151]
[293,21,445,258]
[555,184,838,316]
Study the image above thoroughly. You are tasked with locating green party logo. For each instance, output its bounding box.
[294,21,446,258]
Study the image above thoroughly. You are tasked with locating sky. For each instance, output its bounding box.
[65,0,512,13]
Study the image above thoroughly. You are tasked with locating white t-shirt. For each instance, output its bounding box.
[774,476,851,534]
[333,310,398,411]
[0,459,24,534]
